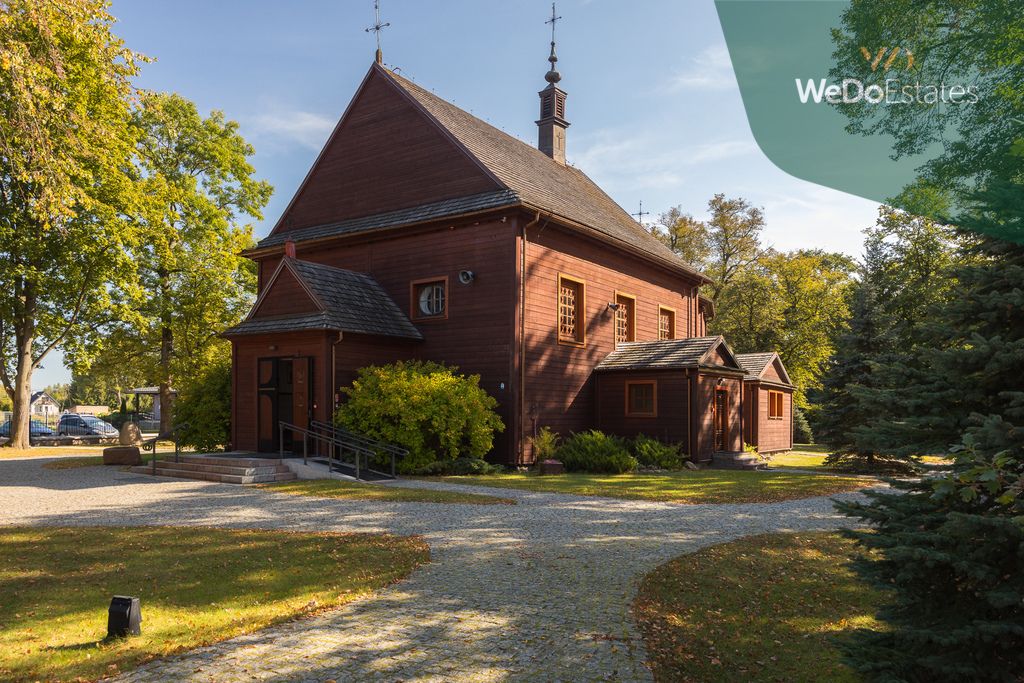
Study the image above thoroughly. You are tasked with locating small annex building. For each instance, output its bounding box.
[736,352,794,454]
[594,336,746,461]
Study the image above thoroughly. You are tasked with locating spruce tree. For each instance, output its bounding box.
[837,186,1024,681]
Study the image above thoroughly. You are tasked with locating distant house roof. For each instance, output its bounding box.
[30,391,57,405]
[224,258,423,340]
[595,336,743,372]
[735,352,793,385]
[256,64,708,285]
[125,387,177,396]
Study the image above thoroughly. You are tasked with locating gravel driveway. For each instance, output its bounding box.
[0,458,871,682]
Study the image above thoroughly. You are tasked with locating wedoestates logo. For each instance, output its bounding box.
[795,45,979,105]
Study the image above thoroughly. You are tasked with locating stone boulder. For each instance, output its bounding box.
[103,446,141,466]
[119,422,142,446]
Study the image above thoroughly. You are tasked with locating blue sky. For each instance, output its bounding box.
[33,0,880,389]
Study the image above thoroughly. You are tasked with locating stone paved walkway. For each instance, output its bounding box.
[0,458,873,682]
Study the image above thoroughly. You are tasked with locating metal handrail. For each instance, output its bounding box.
[277,421,399,480]
[145,423,190,474]
[309,420,408,458]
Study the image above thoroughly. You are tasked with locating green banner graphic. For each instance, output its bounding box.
[715,0,1022,242]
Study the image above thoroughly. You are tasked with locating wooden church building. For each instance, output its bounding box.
[225,43,794,464]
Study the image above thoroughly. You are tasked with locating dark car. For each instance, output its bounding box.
[56,414,118,437]
[0,419,55,437]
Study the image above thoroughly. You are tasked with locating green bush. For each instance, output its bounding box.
[415,457,503,476]
[794,407,814,444]
[556,430,637,474]
[530,426,560,462]
[172,357,232,452]
[335,360,504,474]
[630,434,683,470]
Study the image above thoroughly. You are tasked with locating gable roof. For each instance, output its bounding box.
[30,392,57,405]
[735,352,793,385]
[257,63,708,284]
[595,336,743,372]
[224,258,422,340]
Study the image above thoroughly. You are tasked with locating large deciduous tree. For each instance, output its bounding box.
[95,92,270,432]
[0,0,142,448]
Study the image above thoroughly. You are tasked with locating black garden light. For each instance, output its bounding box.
[107,595,142,638]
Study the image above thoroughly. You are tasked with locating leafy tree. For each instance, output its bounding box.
[715,249,855,406]
[336,361,505,474]
[0,0,143,448]
[172,355,231,452]
[81,92,270,432]
[648,206,710,269]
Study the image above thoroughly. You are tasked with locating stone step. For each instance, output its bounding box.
[129,462,297,485]
[147,460,291,477]
[178,454,287,468]
[711,451,764,470]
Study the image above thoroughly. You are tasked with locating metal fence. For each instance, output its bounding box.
[0,411,160,438]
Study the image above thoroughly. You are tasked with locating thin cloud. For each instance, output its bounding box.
[665,44,737,92]
[248,110,335,152]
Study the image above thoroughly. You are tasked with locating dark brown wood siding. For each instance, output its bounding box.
[253,217,519,462]
[694,372,743,460]
[251,267,320,318]
[595,371,689,444]
[754,383,793,453]
[271,68,499,234]
[230,331,333,452]
[519,222,703,459]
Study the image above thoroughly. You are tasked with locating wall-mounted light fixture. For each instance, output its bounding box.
[607,302,621,311]
[458,270,475,285]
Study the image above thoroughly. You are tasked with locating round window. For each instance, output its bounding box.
[418,283,445,316]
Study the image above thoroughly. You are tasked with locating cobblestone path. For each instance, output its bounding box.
[0,458,870,682]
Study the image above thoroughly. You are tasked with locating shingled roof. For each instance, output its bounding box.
[256,64,707,284]
[224,258,422,340]
[735,352,792,385]
[595,336,742,372]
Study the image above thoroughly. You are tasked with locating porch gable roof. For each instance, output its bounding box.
[224,258,423,340]
[595,336,743,372]
[735,351,793,385]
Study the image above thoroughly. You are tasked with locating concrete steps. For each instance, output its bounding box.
[131,455,297,485]
[711,451,764,470]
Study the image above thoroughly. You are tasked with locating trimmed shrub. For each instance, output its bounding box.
[557,430,637,474]
[335,360,504,474]
[631,434,683,470]
[530,426,560,462]
[794,407,814,444]
[415,457,503,476]
[172,357,232,452]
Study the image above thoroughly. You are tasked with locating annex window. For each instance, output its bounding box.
[411,277,448,320]
[626,381,657,417]
[614,293,636,344]
[768,390,784,419]
[658,306,676,341]
[558,275,585,345]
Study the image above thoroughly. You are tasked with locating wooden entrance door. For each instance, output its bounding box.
[256,357,314,452]
[714,388,728,451]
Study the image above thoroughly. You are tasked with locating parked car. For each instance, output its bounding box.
[56,414,119,437]
[0,420,55,437]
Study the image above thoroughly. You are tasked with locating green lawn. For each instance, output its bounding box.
[634,532,885,682]
[0,526,428,682]
[424,470,873,504]
[262,478,517,505]
[764,450,836,470]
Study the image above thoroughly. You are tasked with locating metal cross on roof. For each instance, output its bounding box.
[365,0,391,64]
[545,2,562,43]
[632,201,650,224]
